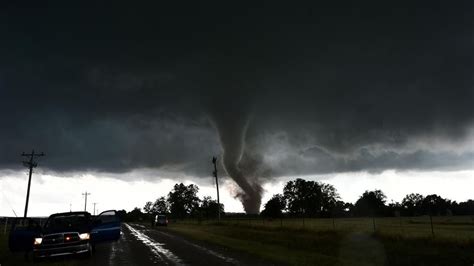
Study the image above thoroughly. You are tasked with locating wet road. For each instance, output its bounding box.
[82,223,274,266]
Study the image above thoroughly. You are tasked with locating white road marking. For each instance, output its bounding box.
[125,223,185,265]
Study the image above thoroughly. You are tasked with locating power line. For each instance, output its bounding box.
[21,149,45,218]
[0,185,18,217]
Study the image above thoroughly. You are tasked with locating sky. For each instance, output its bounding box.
[0,3,473,215]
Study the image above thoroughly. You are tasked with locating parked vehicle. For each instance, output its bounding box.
[154,214,168,226]
[9,210,121,259]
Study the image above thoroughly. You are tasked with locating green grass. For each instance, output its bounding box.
[181,215,474,240]
[166,219,474,266]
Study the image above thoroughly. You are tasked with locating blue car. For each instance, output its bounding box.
[9,210,121,259]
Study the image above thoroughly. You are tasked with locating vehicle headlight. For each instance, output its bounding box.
[34,238,43,245]
[79,233,90,240]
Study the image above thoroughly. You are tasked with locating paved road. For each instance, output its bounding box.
[78,223,275,266]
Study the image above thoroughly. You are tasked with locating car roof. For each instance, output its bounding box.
[49,211,91,217]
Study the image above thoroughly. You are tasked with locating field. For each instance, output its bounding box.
[168,215,474,265]
[178,215,474,240]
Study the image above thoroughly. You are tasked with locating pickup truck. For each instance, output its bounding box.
[9,210,121,260]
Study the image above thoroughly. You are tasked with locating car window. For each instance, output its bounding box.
[97,211,118,224]
[44,214,90,231]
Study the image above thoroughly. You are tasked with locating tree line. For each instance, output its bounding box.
[119,183,224,222]
[118,178,474,221]
[261,178,474,218]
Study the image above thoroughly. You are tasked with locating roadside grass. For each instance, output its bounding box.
[165,221,474,266]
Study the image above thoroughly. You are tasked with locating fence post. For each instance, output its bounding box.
[429,215,434,237]
[4,217,8,235]
[372,216,376,232]
[399,216,403,233]
[332,217,336,230]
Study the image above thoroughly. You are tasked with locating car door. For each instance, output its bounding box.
[8,218,42,252]
[90,210,121,243]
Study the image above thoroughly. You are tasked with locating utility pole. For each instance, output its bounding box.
[21,149,45,218]
[82,191,91,212]
[212,156,221,222]
[93,203,97,215]
[70,203,72,212]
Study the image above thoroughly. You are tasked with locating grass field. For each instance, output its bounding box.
[178,215,474,240]
[167,216,474,266]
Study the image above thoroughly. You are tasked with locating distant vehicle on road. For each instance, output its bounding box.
[9,210,121,260]
[154,214,168,226]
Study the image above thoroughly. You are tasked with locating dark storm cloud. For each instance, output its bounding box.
[1,2,473,210]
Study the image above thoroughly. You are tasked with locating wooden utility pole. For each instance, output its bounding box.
[93,202,98,215]
[21,150,45,218]
[212,156,221,222]
[82,191,91,212]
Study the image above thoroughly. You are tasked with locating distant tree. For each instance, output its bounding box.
[167,183,201,218]
[387,200,402,217]
[283,178,340,217]
[331,200,353,217]
[116,209,127,221]
[143,201,153,215]
[454,200,474,215]
[421,194,450,216]
[199,196,224,219]
[153,196,169,214]
[127,207,144,221]
[261,194,286,218]
[401,193,424,216]
[353,190,387,217]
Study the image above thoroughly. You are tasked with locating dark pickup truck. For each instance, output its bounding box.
[9,210,121,259]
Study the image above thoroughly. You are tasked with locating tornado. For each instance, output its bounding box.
[209,108,262,214]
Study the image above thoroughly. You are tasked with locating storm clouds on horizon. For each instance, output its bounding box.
[0,3,473,188]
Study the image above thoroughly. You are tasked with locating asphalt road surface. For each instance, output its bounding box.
[61,223,275,266]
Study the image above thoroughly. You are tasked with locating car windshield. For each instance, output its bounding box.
[43,214,90,233]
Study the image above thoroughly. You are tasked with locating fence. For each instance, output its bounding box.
[173,215,474,240]
[0,216,48,235]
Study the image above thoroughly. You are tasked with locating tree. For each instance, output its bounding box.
[454,200,474,215]
[283,178,340,217]
[167,183,201,218]
[421,194,449,216]
[353,190,387,217]
[401,193,424,216]
[153,196,169,214]
[331,200,352,217]
[126,207,145,221]
[143,201,153,215]
[199,196,224,219]
[261,194,286,218]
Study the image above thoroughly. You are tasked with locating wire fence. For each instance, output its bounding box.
[0,216,48,235]
[172,215,474,240]
[2,215,473,240]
